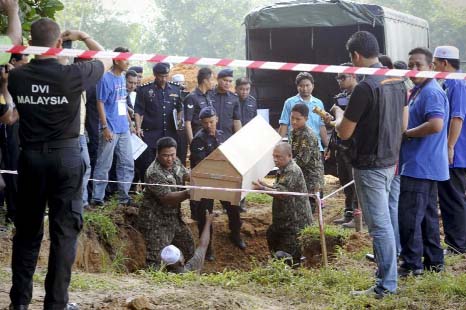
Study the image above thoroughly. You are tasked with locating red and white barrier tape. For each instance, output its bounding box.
[0,169,354,201]
[1,45,465,80]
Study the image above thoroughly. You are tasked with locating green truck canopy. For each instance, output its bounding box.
[244,0,428,30]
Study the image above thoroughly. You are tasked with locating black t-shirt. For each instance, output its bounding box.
[344,82,373,124]
[8,58,104,144]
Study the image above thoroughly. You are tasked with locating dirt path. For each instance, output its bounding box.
[0,268,289,310]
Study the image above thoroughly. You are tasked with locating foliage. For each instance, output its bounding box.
[0,0,64,38]
[357,0,466,64]
[299,224,351,246]
[245,192,272,204]
[140,256,466,309]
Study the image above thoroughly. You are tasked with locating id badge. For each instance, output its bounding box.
[118,99,127,116]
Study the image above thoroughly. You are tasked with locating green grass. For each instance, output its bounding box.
[246,193,273,204]
[69,273,118,291]
[138,254,466,309]
[299,224,351,247]
[83,211,118,244]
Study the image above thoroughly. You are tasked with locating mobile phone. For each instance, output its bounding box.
[62,40,72,49]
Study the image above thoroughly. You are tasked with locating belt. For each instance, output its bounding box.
[22,137,79,152]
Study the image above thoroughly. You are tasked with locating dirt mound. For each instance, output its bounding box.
[140,64,200,93]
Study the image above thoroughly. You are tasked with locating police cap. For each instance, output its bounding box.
[153,62,170,75]
[129,66,143,74]
[199,106,217,120]
[217,68,233,79]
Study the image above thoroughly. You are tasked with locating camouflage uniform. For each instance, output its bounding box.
[289,124,324,193]
[267,160,313,263]
[137,158,195,267]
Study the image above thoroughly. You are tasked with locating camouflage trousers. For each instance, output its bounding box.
[141,216,195,268]
[266,225,301,263]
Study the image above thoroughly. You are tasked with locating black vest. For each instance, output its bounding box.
[351,75,407,169]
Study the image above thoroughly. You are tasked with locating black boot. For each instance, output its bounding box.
[230,231,246,250]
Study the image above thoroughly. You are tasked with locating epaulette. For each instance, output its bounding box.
[140,81,154,88]
[168,81,182,88]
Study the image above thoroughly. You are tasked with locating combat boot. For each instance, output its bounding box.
[333,211,353,224]
[230,231,246,250]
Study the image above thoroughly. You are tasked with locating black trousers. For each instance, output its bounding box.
[1,122,19,220]
[398,176,444,270]
[10,142,84,309]
[438,168,466,253]
[336,148,356,216]
[135,147,156,181]
[192,199,242,237]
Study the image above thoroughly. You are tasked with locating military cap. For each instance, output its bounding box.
[199,106,217,119]
[129,66,143,73]
[153,62,170,75]
[217,68,233,79]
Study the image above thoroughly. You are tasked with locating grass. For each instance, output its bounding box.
[69,273,118,291]
[299,224,351,247]
[139,260,466,309]
[246,192,273,204]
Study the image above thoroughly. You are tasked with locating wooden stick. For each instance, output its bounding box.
[315,194,328,267]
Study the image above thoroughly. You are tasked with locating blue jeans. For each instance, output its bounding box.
[389,175,401,255]
[79,134,91,206]
[353,166,397,293]
[92,131,134,204]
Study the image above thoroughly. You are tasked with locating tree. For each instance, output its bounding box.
[148,0,276,59]
[55,0,148,52]
[0,0,64,38]
[356,0,466,64]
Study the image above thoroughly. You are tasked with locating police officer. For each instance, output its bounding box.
[184,67,215,144]
[235,77,257,126]
[327,65,358,227]
[134,62,183,179]
[7,18,109,310]
[212,68,242,139]
[191,107,246,258]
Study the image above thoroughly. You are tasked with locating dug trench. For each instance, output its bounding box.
[0,176,369,275]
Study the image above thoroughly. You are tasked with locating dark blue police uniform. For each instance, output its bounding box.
[239,95,257,126]
[134,80,182,178]
[8,57,104,308]
[211,89,241,140]
[184,87,214,135]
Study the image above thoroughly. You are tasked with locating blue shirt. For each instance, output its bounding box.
[400,79,449,181]
[444,71,466,168]
[279,94,325,151]
[96,71,129,134]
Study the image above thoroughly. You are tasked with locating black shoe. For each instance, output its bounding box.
[350,285,391,299]
[425,264,445,273]
[444,247,464,256]
[230,233,247,250]
[239,199,247,213]
[398,266,423,277]
[9,305,29,310]
[365,253,376,263]
[90,200,104,208]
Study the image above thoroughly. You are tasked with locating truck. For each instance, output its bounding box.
[244,0,430,127]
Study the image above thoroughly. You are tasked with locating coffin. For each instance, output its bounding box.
[190,115,281,205]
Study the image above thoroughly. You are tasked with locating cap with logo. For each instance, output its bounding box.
[153,62,170,75]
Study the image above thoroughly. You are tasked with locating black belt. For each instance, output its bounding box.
[22,137,79,152]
